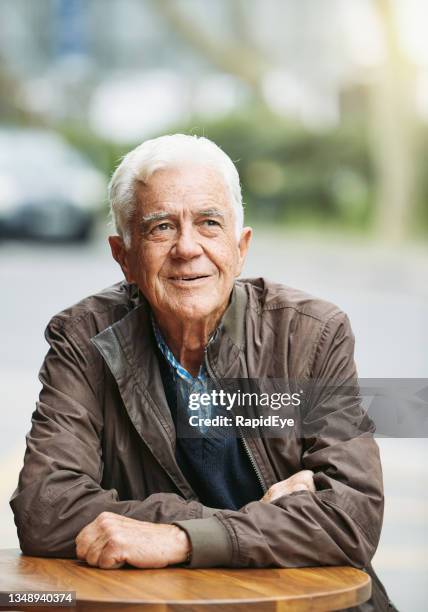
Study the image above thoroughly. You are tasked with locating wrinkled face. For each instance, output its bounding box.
[110,164,252,324]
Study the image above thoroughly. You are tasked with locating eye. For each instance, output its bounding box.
[150,222,174,234]
[202,219,221,227]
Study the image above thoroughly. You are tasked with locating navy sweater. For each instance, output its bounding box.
[157,350,263,510]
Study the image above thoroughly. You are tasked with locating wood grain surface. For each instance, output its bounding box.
[0,549,371,611]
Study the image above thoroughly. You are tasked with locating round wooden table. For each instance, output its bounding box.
[0,549,371,611]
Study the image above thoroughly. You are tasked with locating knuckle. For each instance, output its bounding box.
[292,483,308,492]
[98,520,110,532]
[107,533,122,549]
[97,513,114,530]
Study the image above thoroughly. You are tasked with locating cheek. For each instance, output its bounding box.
[143,244,167,268]
[213,240,240,275]
[128,250,155,289]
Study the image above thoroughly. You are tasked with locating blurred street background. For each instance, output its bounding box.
[0,1,427,610]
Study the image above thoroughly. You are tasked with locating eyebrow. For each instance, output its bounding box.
[140,208,225,225]
[197,208,225,220]
[140,211,170,224]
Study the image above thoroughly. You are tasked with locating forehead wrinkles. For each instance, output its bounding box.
[135,174,232,218]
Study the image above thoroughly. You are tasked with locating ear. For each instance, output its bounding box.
[108,235,135,283]
[236,226,252,276]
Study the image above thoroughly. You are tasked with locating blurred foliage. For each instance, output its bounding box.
[39,105,426,237]
[57,107,377,232]
[180,108,375,231]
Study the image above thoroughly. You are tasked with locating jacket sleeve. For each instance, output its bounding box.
[175,311,384,568]
[10,318,217,558]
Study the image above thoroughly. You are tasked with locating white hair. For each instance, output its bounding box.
[108,133,244,248]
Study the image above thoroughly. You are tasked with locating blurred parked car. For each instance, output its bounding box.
[0,128,106,242]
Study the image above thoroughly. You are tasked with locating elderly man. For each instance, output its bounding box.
[11,134,392,609]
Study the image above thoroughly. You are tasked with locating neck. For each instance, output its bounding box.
[154,310,223,377]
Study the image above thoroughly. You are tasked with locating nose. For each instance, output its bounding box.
[170,223,203,260]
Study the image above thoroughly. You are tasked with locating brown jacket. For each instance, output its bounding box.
[10,278,391,609]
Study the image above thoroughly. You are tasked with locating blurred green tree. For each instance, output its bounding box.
[149,0,422,241]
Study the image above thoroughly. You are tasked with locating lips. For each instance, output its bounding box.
[168,274,210,281]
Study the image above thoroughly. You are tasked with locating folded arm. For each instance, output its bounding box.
[74,469,315,568]
[10,318,217,557]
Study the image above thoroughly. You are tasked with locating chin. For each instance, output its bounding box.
[173,298,220,321]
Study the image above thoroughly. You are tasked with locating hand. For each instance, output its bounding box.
[75,512,191,569]
[261,470,316,503]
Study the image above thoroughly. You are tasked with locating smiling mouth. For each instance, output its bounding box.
[168,274,210,282]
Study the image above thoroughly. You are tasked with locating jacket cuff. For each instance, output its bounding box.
[173,517,232,567]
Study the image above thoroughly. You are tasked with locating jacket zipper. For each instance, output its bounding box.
[240,435,267,493]
[204,351,267,494]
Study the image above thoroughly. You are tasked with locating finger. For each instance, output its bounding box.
[260,486,275,502]
[263,481,292,502]
[84,532,112,567]
[297,471,315,493]
[76,512,121,561]
[267,485,293,502]
[306,476,316,493]
[98,540,125,570]
[289,483,309,493]
[291,470,312,484]
[76,521,101,560]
